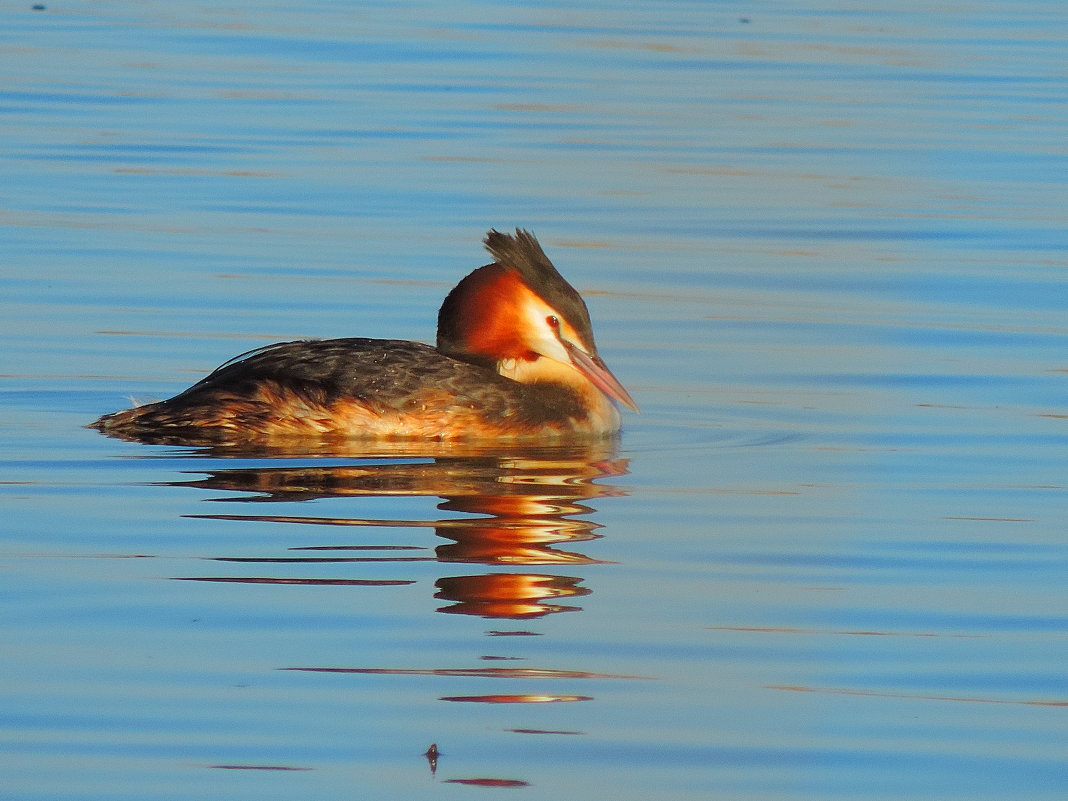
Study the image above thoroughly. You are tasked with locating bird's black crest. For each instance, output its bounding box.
[483,228,596,347]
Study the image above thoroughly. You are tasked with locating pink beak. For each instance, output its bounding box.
[564,340,639,413]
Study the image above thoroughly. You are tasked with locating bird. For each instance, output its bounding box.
[90,229,637,444]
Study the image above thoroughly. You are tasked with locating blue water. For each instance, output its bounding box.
[2,2,1066,799]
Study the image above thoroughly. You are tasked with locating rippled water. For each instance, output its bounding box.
[2,2,1066,799]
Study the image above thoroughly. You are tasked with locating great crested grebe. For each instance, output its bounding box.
[91,229,637,443]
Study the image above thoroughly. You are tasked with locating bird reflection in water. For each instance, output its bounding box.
[172,440,628,619]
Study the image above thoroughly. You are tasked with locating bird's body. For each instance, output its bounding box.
[91,229,636,444]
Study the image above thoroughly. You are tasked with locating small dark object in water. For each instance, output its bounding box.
[424,742,440,776]
[33,4,47,9]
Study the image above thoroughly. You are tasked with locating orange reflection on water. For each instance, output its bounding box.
[709,625,984,639]
[508,728,583,735]
[440,694,593,704]
[170,442,629,618]
[433,517,603,566]
[175,576,414,586]
[768,684,1068,707]
[435,573,589,618]
[281,667,644,679]
[209,764,312,771]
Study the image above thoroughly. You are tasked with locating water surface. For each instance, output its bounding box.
[2,2,1065,799]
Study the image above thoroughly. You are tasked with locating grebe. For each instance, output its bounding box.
[91,229,637,443]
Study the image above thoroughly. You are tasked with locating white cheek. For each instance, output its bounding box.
[520,305,571,363]
[543,337,572,364]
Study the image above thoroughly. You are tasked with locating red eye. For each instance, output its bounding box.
[546,315,560,330]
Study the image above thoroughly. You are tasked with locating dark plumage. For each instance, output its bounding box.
[90,229,635,444]
[91,338,586,444]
